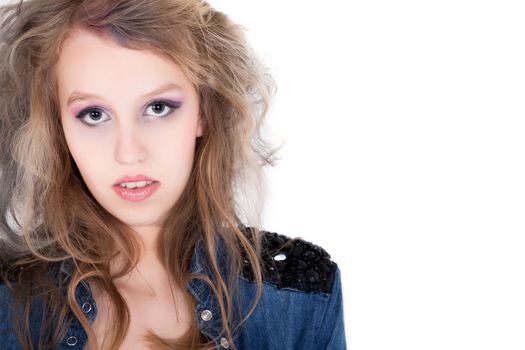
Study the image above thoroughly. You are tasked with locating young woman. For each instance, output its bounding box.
[0,0,346,349]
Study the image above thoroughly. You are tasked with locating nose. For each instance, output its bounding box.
[114,124,147,164]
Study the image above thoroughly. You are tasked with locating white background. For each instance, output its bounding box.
[210,1,525,349]
[2,0,524,349]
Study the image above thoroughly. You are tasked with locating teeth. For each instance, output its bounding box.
[119,180,153,189]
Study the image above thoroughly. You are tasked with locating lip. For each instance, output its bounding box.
[113,175,157,186]
[112,181,161,202]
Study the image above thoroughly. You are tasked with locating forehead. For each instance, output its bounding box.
[55,28,191,98]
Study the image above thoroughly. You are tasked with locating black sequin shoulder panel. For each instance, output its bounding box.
[240,228,338,294]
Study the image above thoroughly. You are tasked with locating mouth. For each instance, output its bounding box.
[114,180,157,189]
[113,175,158,187]
[112,179,161,202]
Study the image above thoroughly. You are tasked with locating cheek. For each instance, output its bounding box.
[150,133,197,196]
[152,115,198,154]
[63,131,109,185]
[71,149,106,190]
[156,131,197,171]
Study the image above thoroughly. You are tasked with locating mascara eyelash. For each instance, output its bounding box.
[75,106,102,120]
[144,99,183,119]
[152,99,182,111]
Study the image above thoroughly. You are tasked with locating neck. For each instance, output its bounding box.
[111,225,171,294]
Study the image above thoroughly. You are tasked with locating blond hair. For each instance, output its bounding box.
[0,0,279,349]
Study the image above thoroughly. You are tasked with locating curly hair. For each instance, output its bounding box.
[0,0,280,349]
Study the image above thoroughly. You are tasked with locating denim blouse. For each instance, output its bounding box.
[0,230,347,349]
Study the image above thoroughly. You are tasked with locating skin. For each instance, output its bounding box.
[56,27,202,348]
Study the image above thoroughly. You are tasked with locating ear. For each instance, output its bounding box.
[196,114,204,137]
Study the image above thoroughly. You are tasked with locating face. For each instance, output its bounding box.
[57,28,203,238]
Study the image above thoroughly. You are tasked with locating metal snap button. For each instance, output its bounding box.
[82,302,92,313]
[220,337,230,348]
[200,309,213,321]
[66,336,78,346]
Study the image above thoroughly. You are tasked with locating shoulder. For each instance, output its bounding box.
[240,227,339,294]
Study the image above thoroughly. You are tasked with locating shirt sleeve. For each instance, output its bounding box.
[318,267,347,349]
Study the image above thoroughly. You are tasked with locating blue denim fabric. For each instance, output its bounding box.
[0,237,347,349]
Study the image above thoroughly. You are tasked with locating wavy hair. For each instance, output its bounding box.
[0,0,280,349]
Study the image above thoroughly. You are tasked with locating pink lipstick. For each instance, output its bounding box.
[112,175,160,202]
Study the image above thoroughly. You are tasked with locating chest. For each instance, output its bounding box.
[84,286,193,350]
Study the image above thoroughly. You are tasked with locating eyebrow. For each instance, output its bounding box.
[66,82,184,106]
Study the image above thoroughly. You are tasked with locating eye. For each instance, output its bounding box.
[75,100,182,127]
[144,100,182,118]
[75,107,109,127]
